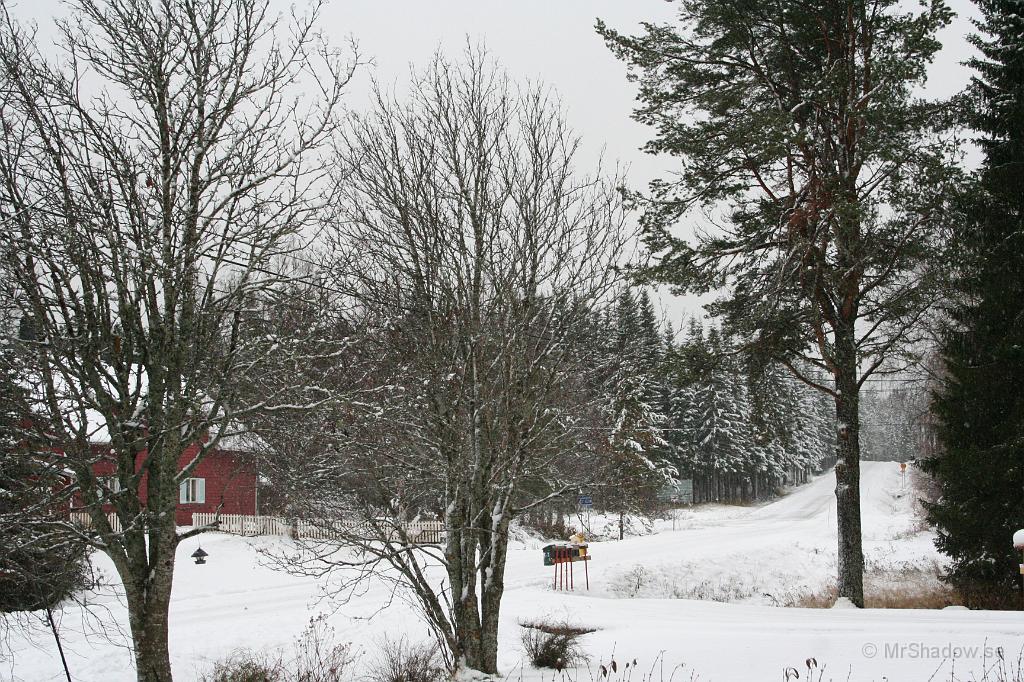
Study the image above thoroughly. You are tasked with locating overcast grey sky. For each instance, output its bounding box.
[323,0,979,181]
[8,0,982,323]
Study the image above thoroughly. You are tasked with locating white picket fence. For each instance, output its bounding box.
[69,511,124,533]
[191,512,445,544]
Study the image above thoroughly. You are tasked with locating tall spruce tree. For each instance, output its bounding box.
[923,0,1024,597]
[690,329,752,498]
[663,317,833,500]
[602,289,673,533]
[599,0,958,606]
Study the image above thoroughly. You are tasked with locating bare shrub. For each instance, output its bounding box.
[519,619,593,670]
[204,620,352,682]
[367,637,445,682]
[607,561,768,602]
[519,511,571,542]
[518,620,596,638]
[292,619,353,682]
[204,651,286,682]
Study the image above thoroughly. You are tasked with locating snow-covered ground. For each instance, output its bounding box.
[6,462,1023,681]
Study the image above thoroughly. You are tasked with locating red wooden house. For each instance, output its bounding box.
[25,368,263,527]
[87,440,260,526]
[65,414,264,526]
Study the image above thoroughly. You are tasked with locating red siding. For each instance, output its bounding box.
[77,442,258,526]
[176,448,257,525]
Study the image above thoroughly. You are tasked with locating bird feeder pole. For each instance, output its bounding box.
[1014,529,1024,609]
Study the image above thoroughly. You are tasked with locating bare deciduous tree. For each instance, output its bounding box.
[0,1,356,679]
[281,49,630,676]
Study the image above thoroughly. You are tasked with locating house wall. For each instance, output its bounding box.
[81,443,258,526]
[177,448,257,526]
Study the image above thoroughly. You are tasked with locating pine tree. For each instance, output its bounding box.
[613,289,642,360]
[663,320,705,484]
[663,315,835,501]
[599,0,957,605]
[923,0,1024,596]
[789,369,835,477]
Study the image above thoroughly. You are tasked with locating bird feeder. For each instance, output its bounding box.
[191,546,208,565]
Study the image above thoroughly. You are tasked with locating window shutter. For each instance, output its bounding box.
[197,478,206,504]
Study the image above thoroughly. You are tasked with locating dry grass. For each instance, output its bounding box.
[868,582,963,609]
[959,584,1024,611]
[790,582,963,609]
[519,619,597,637]
[908,465,941,533]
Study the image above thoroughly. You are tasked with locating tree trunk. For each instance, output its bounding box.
[833,325,865,607]
[444,500,484,671]
[130,606,173,682]
[478,513,512,674]
[123,554,175,682]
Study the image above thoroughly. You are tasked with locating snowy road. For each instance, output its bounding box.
[499,461,924,599]
[6,462,1023,681]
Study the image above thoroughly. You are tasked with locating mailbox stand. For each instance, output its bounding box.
[545,543,590,591]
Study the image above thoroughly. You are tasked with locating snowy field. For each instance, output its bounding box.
[6,462,1024,681]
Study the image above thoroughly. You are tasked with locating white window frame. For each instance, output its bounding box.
[179,477,206,504]
[96,476,121,499]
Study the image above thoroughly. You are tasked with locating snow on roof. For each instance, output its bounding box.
[18,367,146,444]
[207,420,269,454]
[22,364,265,452]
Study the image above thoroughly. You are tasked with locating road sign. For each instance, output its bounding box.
[678,479,693,504]
[658,479,694,505]
[578,495,593,509]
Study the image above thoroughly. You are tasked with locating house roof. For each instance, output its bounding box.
[20,365,267,452]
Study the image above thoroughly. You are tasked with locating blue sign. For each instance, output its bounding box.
[578,495,593,508]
